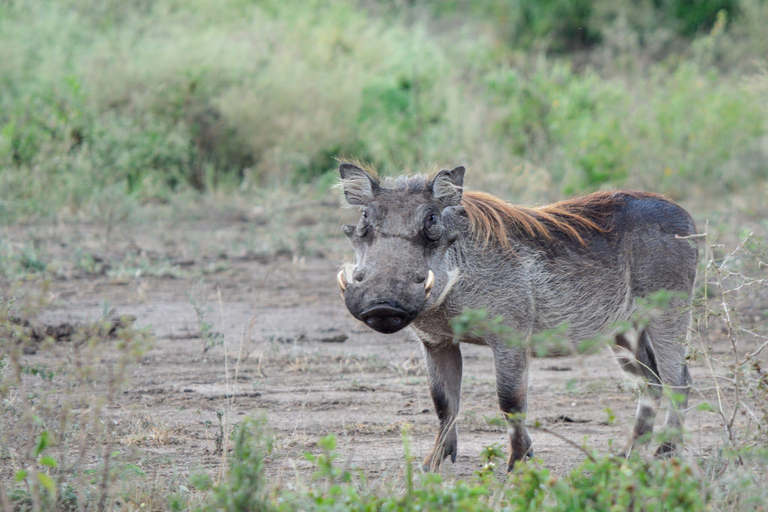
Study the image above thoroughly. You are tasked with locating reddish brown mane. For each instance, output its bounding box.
[461,190,664,249]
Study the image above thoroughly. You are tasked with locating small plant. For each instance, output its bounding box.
[188,290,225,360]
[191,415,272,512]
[0,282,154,512]
[88,184,136,254]
[507,454,707,511]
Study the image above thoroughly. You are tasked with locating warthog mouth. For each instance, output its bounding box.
[337,268,433,334]
[359,301,417,334]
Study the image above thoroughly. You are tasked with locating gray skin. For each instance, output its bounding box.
[337,163,698,472]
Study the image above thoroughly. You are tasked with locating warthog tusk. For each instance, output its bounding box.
[424,270,435,299]
[337,269,348,296]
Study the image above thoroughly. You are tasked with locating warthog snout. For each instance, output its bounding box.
[359,299,417,334]
[339,270,429,334]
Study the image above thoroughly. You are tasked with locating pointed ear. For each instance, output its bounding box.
[430,166,465,207]
[338,163,378,206]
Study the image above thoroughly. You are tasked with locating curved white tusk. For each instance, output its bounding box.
[337,269,348,295]
[424,270,435,299]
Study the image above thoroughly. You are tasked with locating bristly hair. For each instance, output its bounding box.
[335,157,380,180]
[462,190,665,249]
[336,161,665,249]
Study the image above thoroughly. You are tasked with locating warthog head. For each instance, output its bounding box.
[337,163,465,334]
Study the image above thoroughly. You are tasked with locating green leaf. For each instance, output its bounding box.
[188,472,212,491]
[34,431,51,456]
[485,415,506,427]
[15,470,28,482]
[39,456,58,468]
[670,392,688,407]
[38,473,55,493]
[696,402,717,413]
[123,464,146,477]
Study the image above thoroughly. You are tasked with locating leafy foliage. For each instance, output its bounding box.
[1,0,767,220]
[180,425,708,511]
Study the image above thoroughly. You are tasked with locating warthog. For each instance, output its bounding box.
[336,162,697,472]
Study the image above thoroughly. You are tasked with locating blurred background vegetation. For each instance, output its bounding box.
[1,0,767,222]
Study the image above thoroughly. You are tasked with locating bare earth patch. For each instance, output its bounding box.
[20,230,727,485]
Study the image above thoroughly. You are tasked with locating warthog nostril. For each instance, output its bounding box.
[367,316,402,328]
[353,269,365,282]
[360,300,416,334]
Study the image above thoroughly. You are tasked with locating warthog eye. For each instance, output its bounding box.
[424,212,441,241]
[357,209,370,237]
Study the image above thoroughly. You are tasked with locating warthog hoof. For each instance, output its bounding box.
[506,447,534,473]
[654,442,678,458]
[422,435,457,472]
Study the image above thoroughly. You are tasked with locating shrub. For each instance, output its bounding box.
[181,426,709,512]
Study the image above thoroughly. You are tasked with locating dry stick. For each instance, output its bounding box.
[250,265,275,379]
[51,322,84,506]
[0,479,11,512]
[716,235,750,440]
[73,343,89,512]
[217,288,231,482]
[11,346,42,512]
[54,402,72,510]
[529,423,597,463]
[741,335,768,365]
[256,351,267,378]
[703,231,748,464]
[97,365,118,512]
[96,427,115,512]
[76,415,89,512]
[739,399,762,429]
[289,384,314,441]
[426,405,494,472]
[696,310,734,442]
[704,222,710,333]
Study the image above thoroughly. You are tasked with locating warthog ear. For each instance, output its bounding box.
[339,163,378,207]
[430,166,465,207]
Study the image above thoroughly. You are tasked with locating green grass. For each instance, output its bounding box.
[1,0,767,222]
[171,418,712,512]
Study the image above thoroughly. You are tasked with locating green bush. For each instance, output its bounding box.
[180,424,709,512]
[485,62,632,192]
[426,0,742,53]
[510,455,708,511]
[1,0,767,220]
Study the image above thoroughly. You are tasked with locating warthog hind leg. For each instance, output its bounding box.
[614,318,691,456]
[421,339,462,472]
[646,311,692,456]
[614,330,663,454]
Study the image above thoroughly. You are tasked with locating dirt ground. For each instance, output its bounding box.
[5,201,749,485]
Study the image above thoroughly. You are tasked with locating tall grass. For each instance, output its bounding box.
[1,0,767,221]
[0,284,154,511]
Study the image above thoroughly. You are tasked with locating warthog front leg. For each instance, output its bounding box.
[421,340,462,472]
[492,344,532,471]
